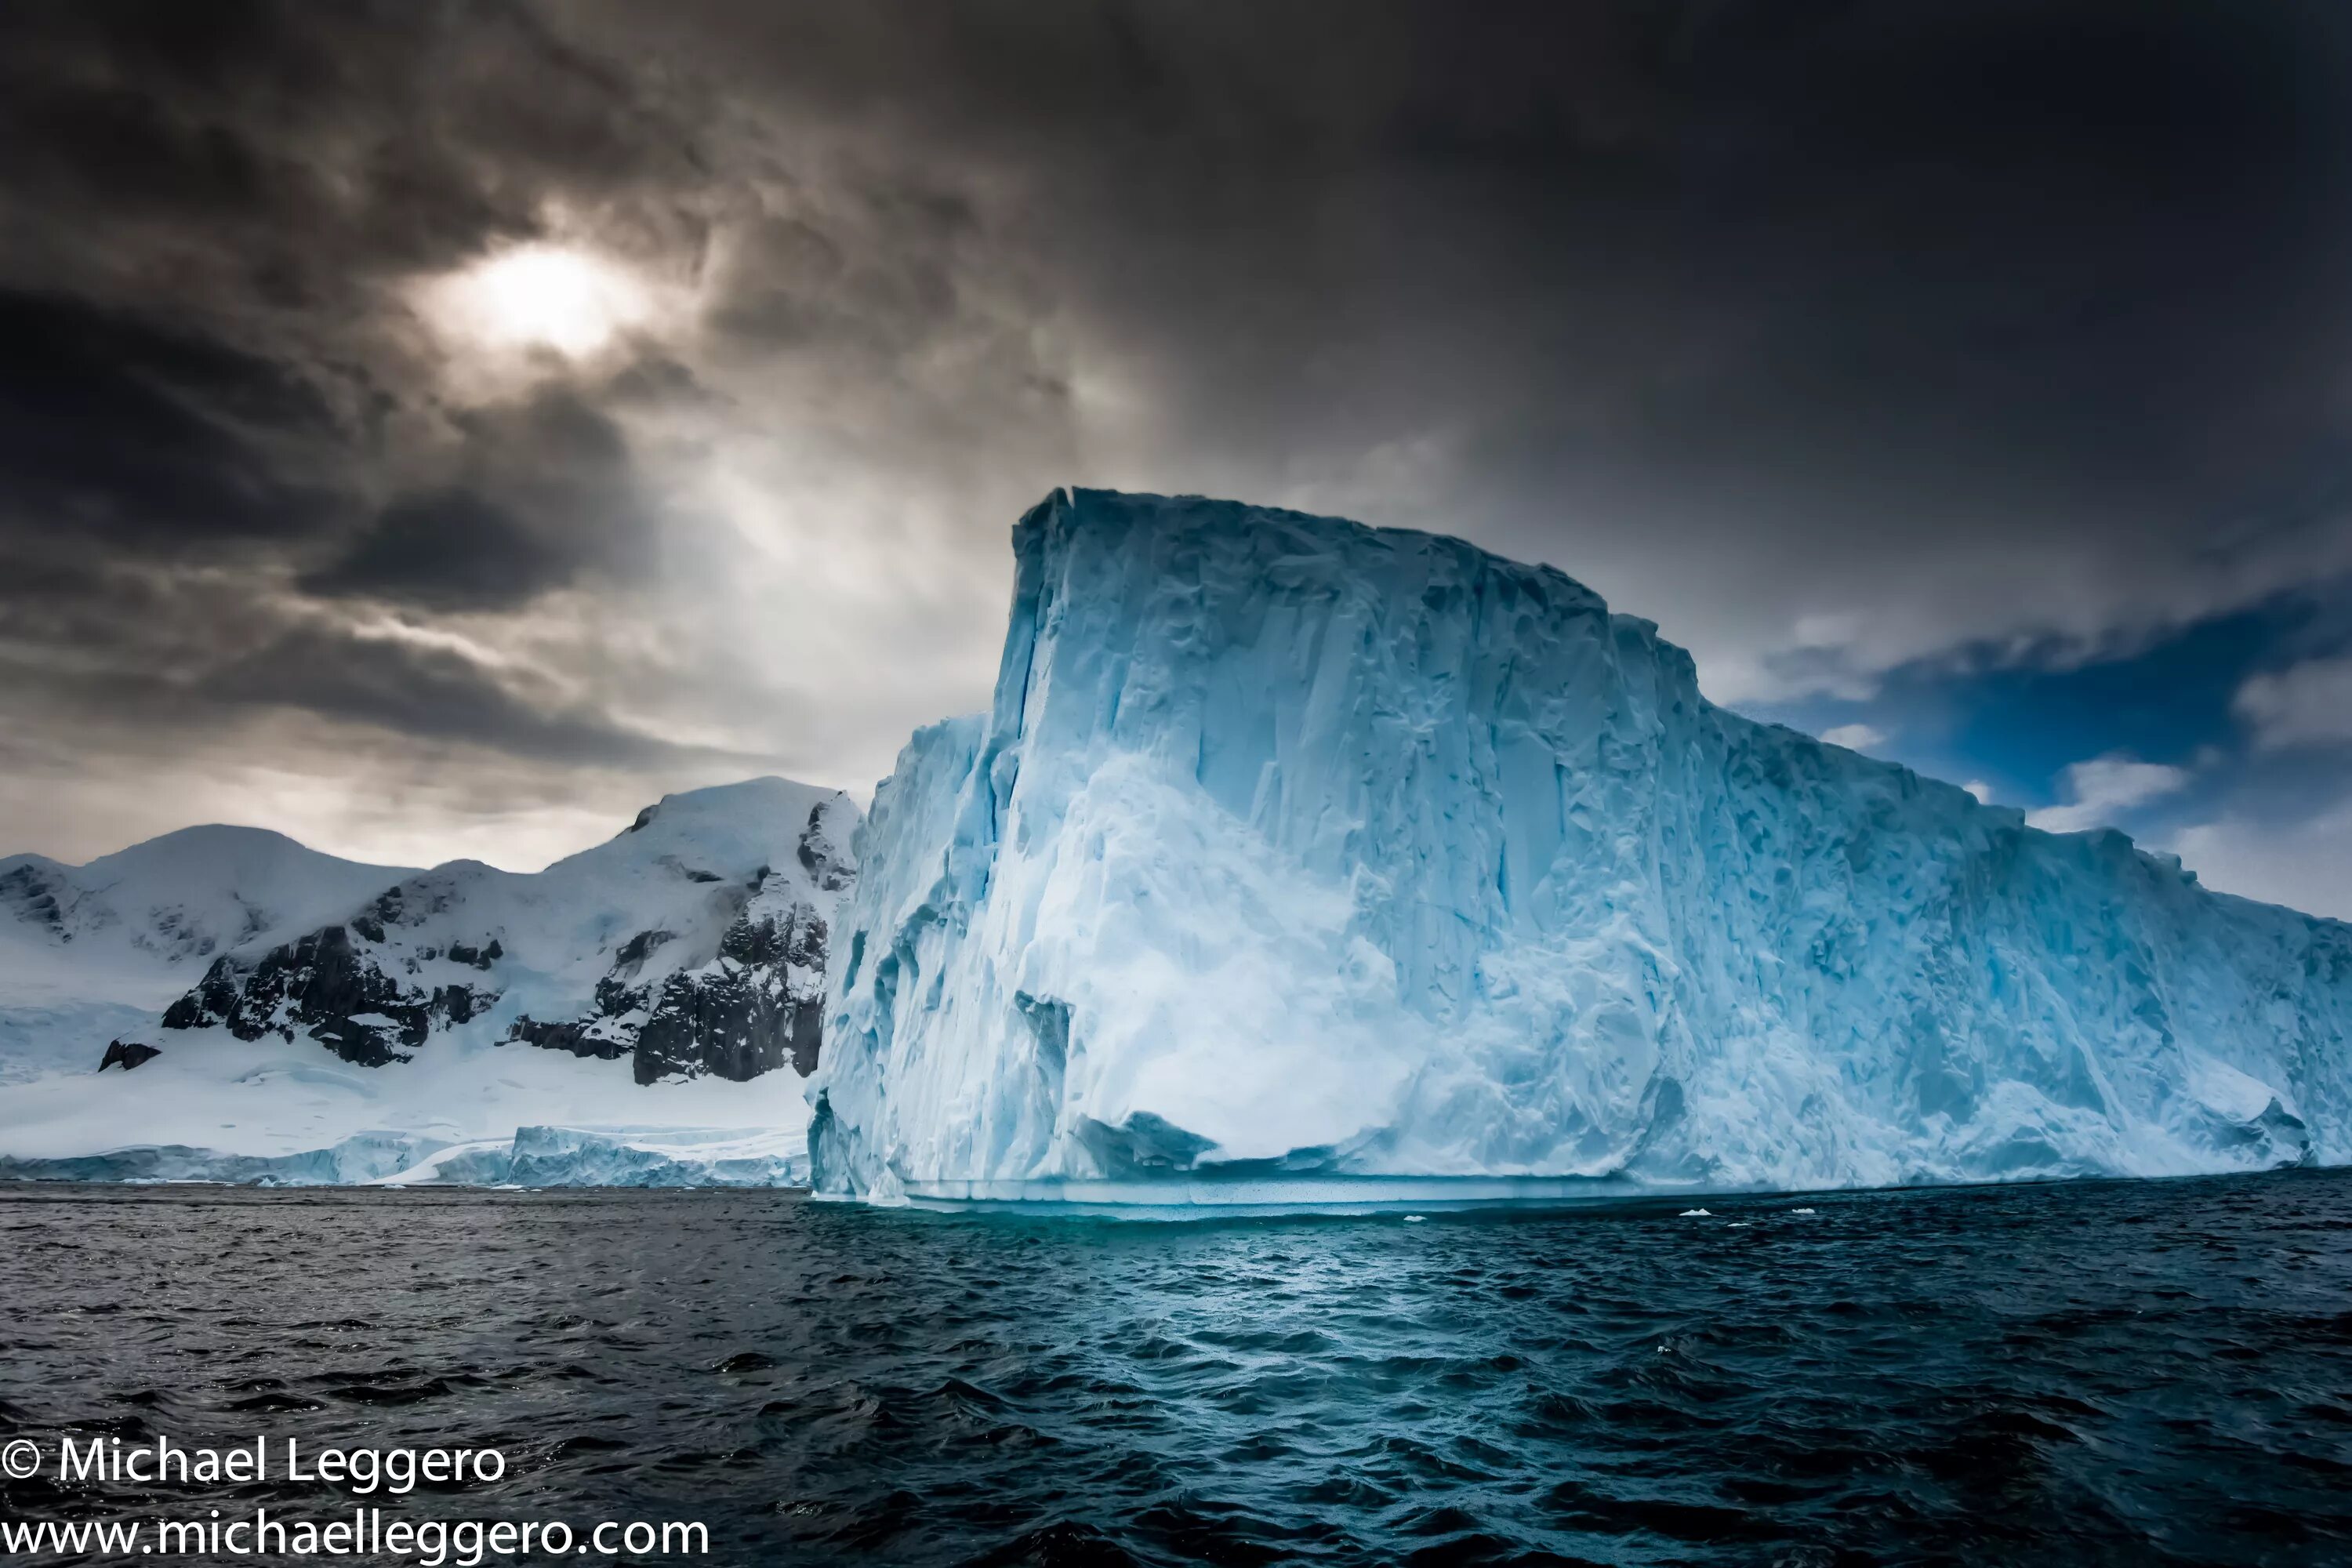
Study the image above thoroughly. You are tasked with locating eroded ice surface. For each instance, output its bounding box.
[809,489,2352,1204]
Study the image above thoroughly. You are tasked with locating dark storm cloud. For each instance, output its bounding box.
[303,390,655,612]
[0,0,705,289]
[0,0,710,782]
[1112,2,2350,559]
[0,289,344,550]
[705,201,974,365]
[198,624,687,765]
[590,0,2352,656]
[302,490,562,612]
[4,0,2352,883]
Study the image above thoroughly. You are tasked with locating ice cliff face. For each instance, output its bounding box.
[160,779,858,1083]
[809,488,2352,1203]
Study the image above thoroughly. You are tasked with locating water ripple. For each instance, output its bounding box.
[1,1172,2349,1563]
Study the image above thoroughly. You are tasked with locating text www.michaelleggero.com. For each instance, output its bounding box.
[1,1512,710,1563]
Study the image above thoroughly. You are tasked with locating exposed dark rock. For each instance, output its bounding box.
[432,983,489,1025]
[593,972,649,1017]
[614,928,674,969]
[796,804,853,891]
[359,887,405,935]
[508,1014,629,1061]
[158,788,854,1085]
[98,1039,161,1072]
[161,924,438,1067]
[632,907,830,1083]
[1,863,68,938]
[504,904,831,1084]
[162,962,240,1029]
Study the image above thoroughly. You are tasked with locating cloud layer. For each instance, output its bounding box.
[3,1,2350,894]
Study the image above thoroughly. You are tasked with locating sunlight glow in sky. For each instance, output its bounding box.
[6,3,2350,915]
[424,245,653,358]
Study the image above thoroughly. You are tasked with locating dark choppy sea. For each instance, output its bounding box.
[3,1172,2350,1566]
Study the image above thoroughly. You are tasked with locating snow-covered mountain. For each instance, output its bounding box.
[1,826,417,1003]
[0,778,858,1185]
[0,827,415,1080]
[808,488,2352,1205]
[162,777,857,1083]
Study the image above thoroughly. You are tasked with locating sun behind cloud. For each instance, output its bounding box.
[421,243,655,358]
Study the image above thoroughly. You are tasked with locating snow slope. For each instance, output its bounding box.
[809,488,2352,1204]
[0,779,857,1185]
[0,827,415,1082]
[164,776,856,1080]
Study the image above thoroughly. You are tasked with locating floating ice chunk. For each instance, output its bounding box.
[377,1124,808,1187]
[1680,1207,1713,1217]
[1791,1207,1817,1214]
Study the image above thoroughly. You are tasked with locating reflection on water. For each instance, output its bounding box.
[3,1171,2350,1565]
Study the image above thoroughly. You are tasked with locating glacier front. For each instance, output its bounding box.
[808,488,2352,1204]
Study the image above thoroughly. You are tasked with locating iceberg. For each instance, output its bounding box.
[809,488,2352,1205]
[384,1125,808,1189]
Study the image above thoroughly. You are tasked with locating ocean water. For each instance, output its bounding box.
[2,1173,2349,1566]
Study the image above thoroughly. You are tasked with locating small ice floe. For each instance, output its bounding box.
[1403,1214,1426,1223]
[1679,1207,1712,1217]
[1790,1207,1817,1214]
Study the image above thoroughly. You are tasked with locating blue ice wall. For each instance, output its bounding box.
[810,489,2351,1203]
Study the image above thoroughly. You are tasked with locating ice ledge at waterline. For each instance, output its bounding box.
[805,488,2352,1204]
[0,1124,809,1188]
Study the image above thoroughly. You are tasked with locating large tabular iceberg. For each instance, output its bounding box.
[809,488,2352,1204]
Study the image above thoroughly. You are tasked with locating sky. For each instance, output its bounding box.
[2,1,2350,918]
